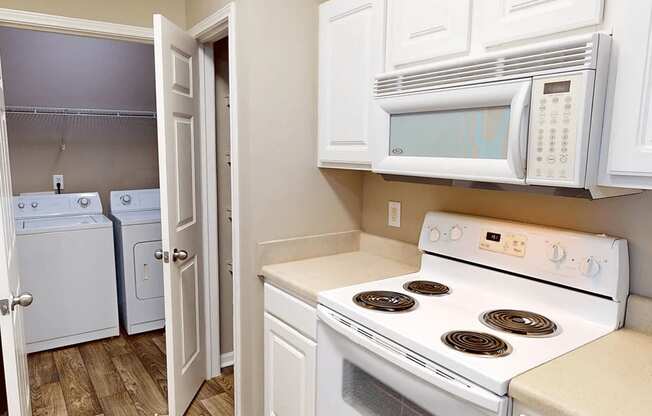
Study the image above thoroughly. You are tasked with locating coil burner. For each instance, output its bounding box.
[442,331,512,357]
[403,280,450,296]
[481,309,558,337]
[353,291,416,312]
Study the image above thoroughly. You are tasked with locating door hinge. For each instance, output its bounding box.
[0,299,9,316]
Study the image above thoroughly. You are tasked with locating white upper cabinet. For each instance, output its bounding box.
[477,0,604,47]
[386,0,471,70]
[599,1,652,188]
[318,0,385,170]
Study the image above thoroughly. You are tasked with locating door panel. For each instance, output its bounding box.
[477,0,604,46]
[0,56,31,415]
[604,1,652,180]
[386,0,471,70]
[154,14,206,416]
[264,313,316,416]
[318,0,385,169]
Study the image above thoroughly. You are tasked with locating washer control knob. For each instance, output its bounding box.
[31,201,38,209]
[17,202,25,209]
[429,227,441,242]
[547,243,566,263]
[579,256,600,277]
[120,194,132,205]
[449,225,463,241]
[78,197,90,208]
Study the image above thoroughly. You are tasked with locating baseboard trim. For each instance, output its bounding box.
[220,351,234,368]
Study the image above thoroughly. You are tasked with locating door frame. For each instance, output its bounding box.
[0,1,241,410]
[188,4,240,383]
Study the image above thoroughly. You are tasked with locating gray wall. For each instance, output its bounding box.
[0,27,159,210]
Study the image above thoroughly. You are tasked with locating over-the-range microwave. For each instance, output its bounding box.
[371,33,611,189]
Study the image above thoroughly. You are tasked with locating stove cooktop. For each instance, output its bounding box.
[318,254,620,396]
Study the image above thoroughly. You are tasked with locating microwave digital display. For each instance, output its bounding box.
[543,80,571,94]
[486,232,501,242]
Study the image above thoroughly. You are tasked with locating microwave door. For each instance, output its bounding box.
[372,80,532,185]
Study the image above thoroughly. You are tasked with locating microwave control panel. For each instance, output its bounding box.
[526,72,594,187]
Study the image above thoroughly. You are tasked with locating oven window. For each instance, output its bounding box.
[389,106,511,159]
[342,360,433,416]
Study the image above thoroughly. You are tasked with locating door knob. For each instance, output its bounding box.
[154,249,164,260]
[172,249,189,262]
[12,293,33,310]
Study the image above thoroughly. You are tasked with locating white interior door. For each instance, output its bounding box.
[0,57,32,415]
[154,14,206,416]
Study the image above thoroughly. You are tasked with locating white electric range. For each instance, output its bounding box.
[317,212,629,416]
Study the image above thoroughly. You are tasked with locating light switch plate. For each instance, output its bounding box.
[388,201,401,228]
[52,174,64,190]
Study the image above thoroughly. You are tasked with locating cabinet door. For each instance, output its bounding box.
[386,0,471,70]
[477,0,604,47]
[512,401,546,416]
[318,0,384,170]
[264,313,317,416]
[603,1,652,185]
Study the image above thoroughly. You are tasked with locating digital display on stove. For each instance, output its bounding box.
[543,80,571,94]
[486,232,501,242]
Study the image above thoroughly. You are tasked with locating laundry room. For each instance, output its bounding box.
[0,26,171,411]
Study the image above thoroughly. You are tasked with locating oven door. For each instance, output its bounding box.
[317,307,510,416]
[372,79,532,184]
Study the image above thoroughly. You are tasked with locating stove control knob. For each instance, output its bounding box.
[449,225,463,241]
[31,201,38,209]
[429,227,441,242]
[17,202,25,209]
[579,256,600,277]
[547,243,566,263]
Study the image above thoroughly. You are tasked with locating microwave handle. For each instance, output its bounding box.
[507,82,532,179]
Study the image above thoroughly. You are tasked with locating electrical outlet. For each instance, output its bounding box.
[388,201,401,228]
[52,174,64,190]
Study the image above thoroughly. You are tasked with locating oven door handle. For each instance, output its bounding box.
[317,306,508,414]
[506,81,532,180]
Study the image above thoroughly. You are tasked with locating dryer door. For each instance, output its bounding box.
[134,241,164,300]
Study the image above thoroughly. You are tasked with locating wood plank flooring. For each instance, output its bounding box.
[28,330,234,416]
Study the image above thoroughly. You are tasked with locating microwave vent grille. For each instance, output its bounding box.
[375,34,602,97]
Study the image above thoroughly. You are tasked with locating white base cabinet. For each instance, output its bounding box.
[512,401,546,416]
[264,284,317,416]
[264,313,316,416]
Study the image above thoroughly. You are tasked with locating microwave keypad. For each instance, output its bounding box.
[528,74,584,184]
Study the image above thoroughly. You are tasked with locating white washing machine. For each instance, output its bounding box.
[14,192,119,353]
[110,188,164,335]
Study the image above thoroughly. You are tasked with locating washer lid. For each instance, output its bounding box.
[16,214,112,235]
[111,210,161,226]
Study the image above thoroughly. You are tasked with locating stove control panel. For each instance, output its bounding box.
[479,230,527,257]
[419,212,629,303]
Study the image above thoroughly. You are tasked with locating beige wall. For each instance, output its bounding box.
[188,0,364,414]
[186,0,227,28]
[7,117,159,211]
[0,0,186,28]
[362,173,652,298]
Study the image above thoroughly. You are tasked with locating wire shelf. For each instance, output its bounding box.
[5,106,157,119]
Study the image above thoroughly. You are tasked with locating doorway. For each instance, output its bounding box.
[0,8,238,415]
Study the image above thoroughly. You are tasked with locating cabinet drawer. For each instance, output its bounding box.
[264,283,317,340]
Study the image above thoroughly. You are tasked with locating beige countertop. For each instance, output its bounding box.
[510,295,652,416]
[261,250,419,305]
